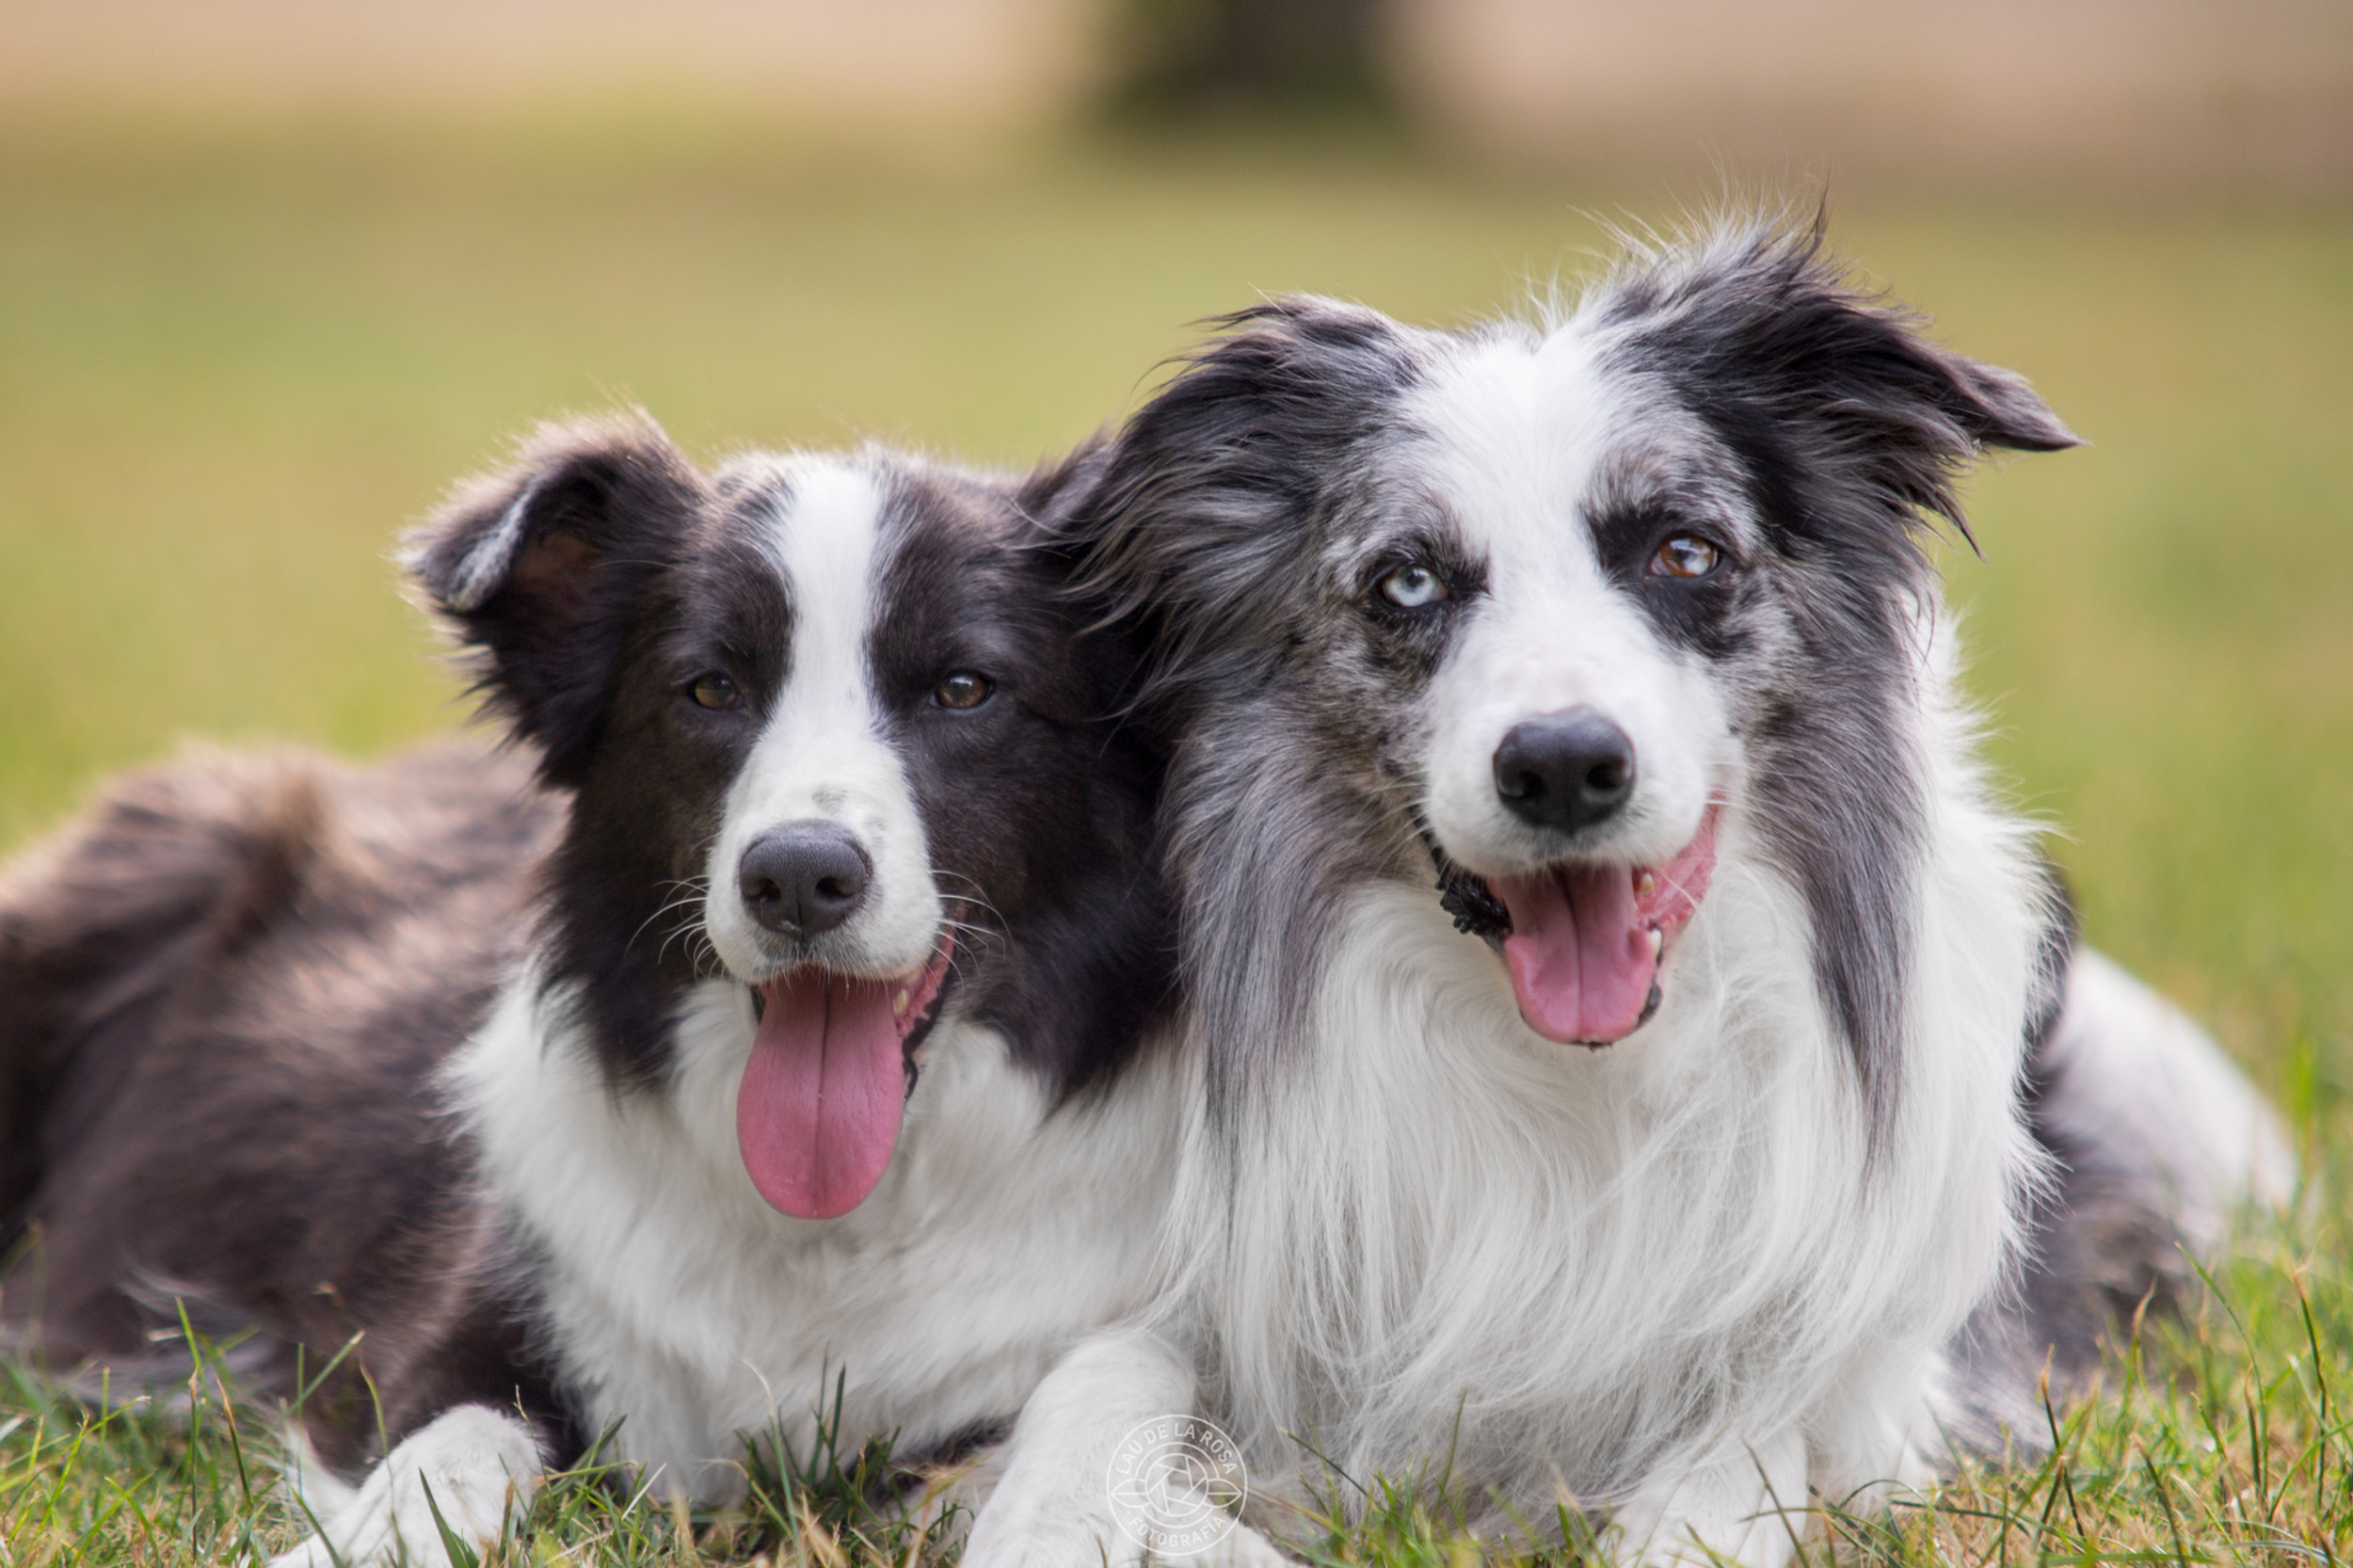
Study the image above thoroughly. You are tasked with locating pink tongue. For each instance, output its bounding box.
[1492,811,1719,1046]
[1494,865,1657,1045]
[736,971,912,1219]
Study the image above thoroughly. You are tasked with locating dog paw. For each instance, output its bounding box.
[272,1404,543,1568]
[1194,1520,1296,1566]
[964,1513,1291,1568]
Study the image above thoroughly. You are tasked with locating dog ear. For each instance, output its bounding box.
[1609,223,2082,1133]
[1914,346,2081,457]
[1611,222,2080,549]
[1061,297,1416,690]
[407,413,705,785]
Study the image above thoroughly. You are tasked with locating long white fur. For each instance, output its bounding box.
[271,452,1182,1565]
[972,297,2050,1566]
[1170,725,2040,1563]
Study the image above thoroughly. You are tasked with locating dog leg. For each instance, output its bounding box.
[1608,1429,1811,1568]
[270,1404,543,1568]
[964,1327,1288,1568]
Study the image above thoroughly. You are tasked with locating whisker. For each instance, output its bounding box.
[932,872,1010,929]
[626,890,712,960]
[657,916,712,968]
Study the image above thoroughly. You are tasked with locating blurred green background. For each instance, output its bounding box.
[0,0,2347,1121]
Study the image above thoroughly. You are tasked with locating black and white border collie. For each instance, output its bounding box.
[0,416,1182,1564]
[966,222,2291,1565]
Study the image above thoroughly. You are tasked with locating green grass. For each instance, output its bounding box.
[2,110,2349,1563]
[8,1229,2353,1564]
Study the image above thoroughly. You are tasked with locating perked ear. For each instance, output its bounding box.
[406,412,705,785]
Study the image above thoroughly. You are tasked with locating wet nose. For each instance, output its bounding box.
[1493,707,1637,833]
[737,824,872,936]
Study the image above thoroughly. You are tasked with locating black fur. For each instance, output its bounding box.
[409,419,1170,1101]
[0,743,576,1471]
[868,460,1174,1099]
[1,415,1171,1484]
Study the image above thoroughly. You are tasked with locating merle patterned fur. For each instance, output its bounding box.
[1062,224,2076,1134]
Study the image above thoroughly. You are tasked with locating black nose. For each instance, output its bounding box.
[737,824,872,936]
[1493,707,1637,832]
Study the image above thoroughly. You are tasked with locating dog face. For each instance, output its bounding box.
[410,417,1164,1215]
[1071,225,2073,1112]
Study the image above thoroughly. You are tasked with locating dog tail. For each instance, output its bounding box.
[0,748,338,1257]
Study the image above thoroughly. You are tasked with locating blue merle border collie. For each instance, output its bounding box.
[963,221,2292,1566]
[0,416,1187,1564]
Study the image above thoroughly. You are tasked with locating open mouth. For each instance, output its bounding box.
[1436,806,1720,1048]
[734,937,954,1220]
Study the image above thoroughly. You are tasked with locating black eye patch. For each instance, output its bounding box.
[1586,501,1749,661]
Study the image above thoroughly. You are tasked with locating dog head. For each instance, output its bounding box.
[1069,221,2073,1114]
[410,415,1163,1216]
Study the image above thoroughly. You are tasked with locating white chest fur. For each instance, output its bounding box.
[1175,768,2042,1525]
[457,975,1181,1501]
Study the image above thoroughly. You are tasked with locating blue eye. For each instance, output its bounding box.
[1378,563,1449,609]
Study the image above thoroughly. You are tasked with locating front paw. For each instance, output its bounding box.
[962,1511,1145,1568]
[965,1508,1291,1568]
[273,1405,543,1568]
[1192,1521,1295,1566]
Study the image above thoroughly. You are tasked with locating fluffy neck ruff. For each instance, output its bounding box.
[1156,717,2045,1524]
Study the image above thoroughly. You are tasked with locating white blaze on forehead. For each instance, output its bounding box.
[1406,324,1734,873]
[1411,328,1619,541]
[1407,328,1635,652]
[1410,323,1716,579]
[699,455,944,981]
[768,457,889,736]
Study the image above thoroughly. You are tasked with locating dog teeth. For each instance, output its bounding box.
[1635,872,1657,901]
[1648,926,1664,961]
[894,989,910,1013]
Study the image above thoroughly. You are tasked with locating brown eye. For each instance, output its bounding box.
[934,671,994,711]
[688,672,740,711]
[1651,536,1722,580]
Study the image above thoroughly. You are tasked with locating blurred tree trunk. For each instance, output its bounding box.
[1109,0,1396,117]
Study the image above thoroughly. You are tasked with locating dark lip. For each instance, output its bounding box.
[1433,851,1512,946]
[899,981,952,1095]
[1420,829,1671,947]
[1407,810,1513,946]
